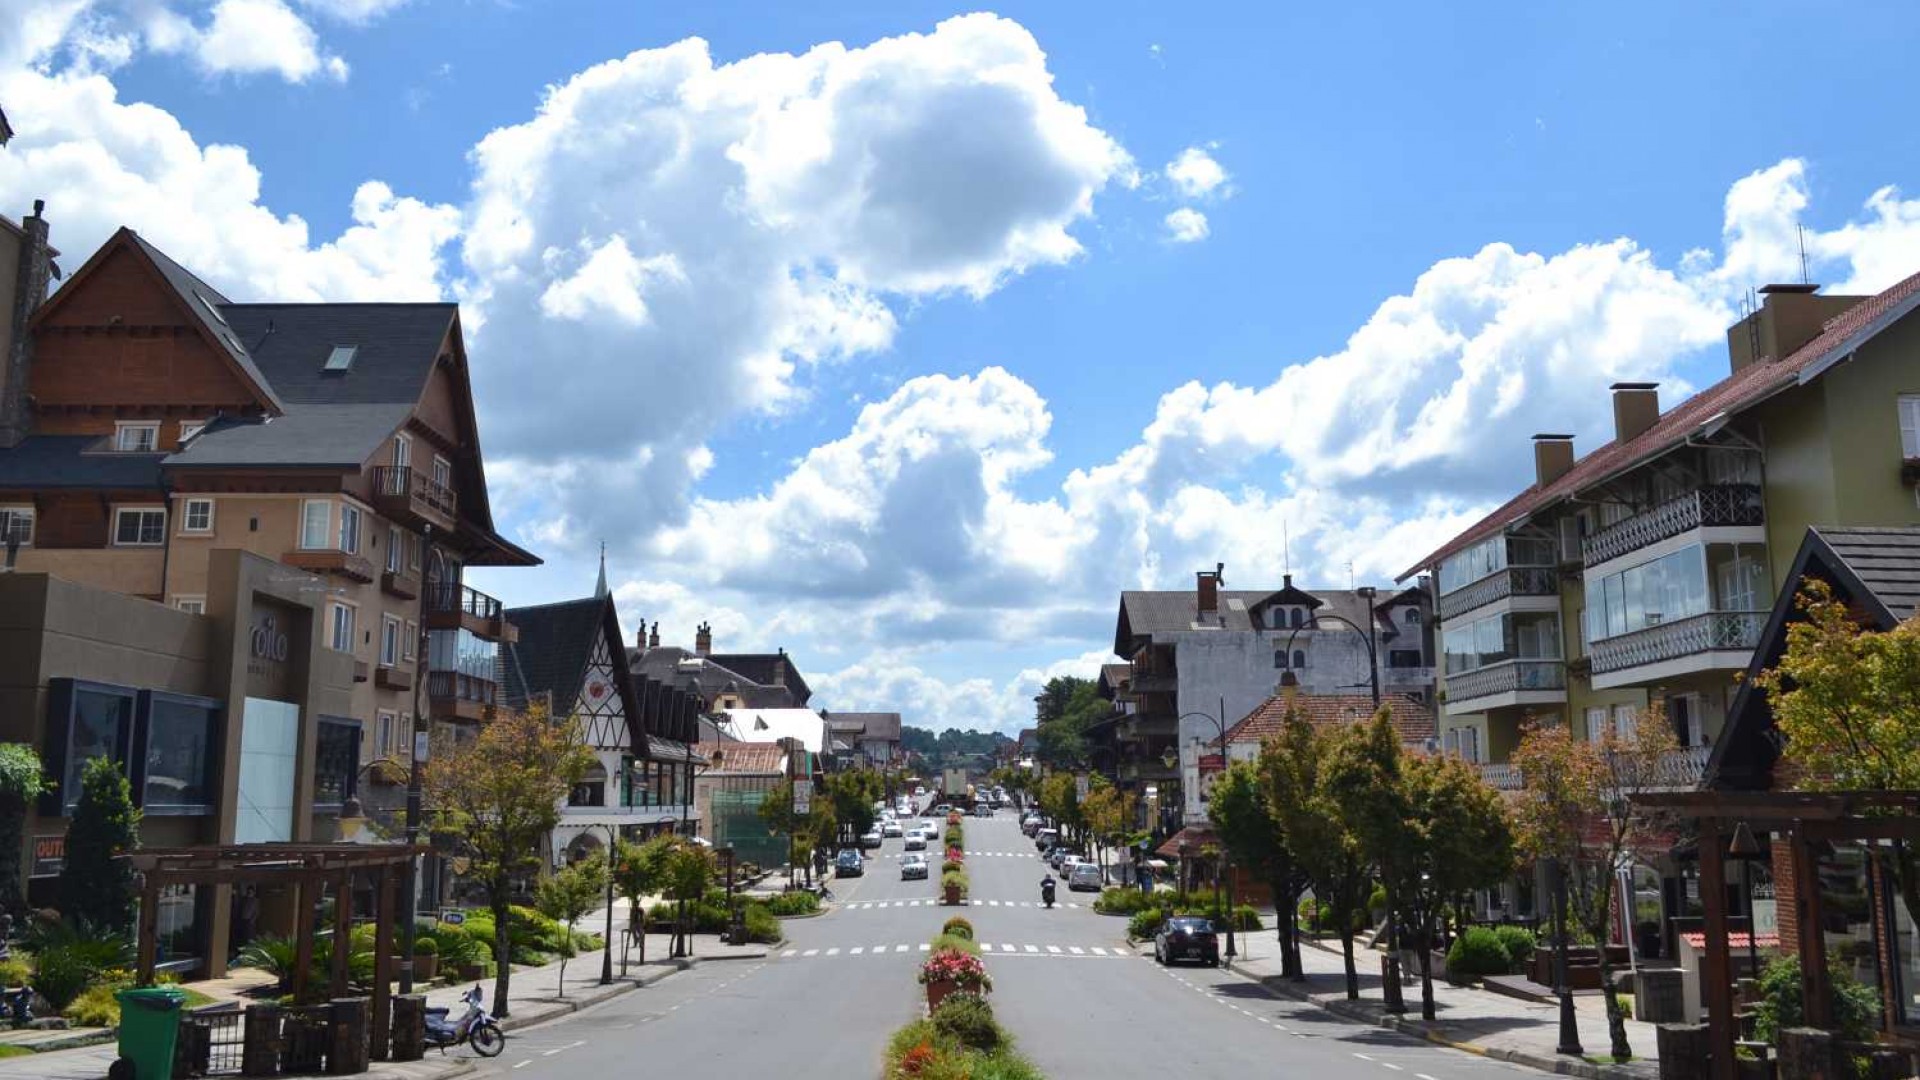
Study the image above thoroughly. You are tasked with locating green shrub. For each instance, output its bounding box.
[1093,887,1154,915]
[1444,927,1510,985]
[763,891,820,917]
[932,991,1003,1051]
[1367,883,1388,917]
[0,956,28,988]
[63,980,126,1027]
[428,926,485,967]
[1128,909,1165,940]
[931,933,980,956]
[1753,954,1879,1044]
[412,937,438,956]
[941,916,973,940]
[941,860,965,875]
[30,947,94,1011]
[941,870,968,894]
[1491,925,1536,972]
[741,904,782,944]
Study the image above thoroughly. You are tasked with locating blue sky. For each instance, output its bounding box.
[6,1,1920,731]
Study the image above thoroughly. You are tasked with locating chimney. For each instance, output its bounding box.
[0,200,52,450]
[648,621,660,648]
[1726,283,1868,373]
[694,621,711,656]
[1610,382,1660,444]
[1532,435,1574,488]
[1196,563,1224,615]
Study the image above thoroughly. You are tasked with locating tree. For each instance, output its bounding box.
[1032,678,1108,770]
[534,854,607,994]
[1753,579,1920,924]
[1400,753,1514,1018]
[659,837,715,957]
[1209,757,1307,979]
[1261,704,1371,999]
[825,768,883,847]
[1081,780,1137,875]
[611,836,670,969]
[1511,710,1677,1061]
[0,745,45,921]
[1321,708,1416,1009]
[1037,773,1084,846]
[424,704,594,1017]
[59,756,139,933]
[1033,677,1086,727]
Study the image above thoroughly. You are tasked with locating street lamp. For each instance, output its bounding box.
[1727,821,1765,993]
[600,823,618,985]
[1550,855,1584,1056]
[1177,702,1236,964]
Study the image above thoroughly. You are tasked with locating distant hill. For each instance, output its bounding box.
[901,726,1013,770]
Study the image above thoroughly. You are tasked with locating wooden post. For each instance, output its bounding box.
[136,872,162,986]
[1792,828,1833,1028]
[1698,817,1737,1080]
[330,870,352,998]
[370,867,393,1061]
[292,872,316,1004]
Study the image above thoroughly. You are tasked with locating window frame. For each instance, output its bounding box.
[300,500,332,550]
[431,455,452,491]
[135,689,221,816]
[42,678,138,816]
[381,615,402,667]
[386,525,404,573]
[393,433,412,470]
[1901,394,1920,459]
[329,601,356,653]
[0,506,33,547]
[181,497,215,534]
[337,503,362,554]
[173,596,206,615]
[112,507,167,546]
[375,711,396,759]
[178,419,207,444]
[113,421,160,453]
[312,718,362,811]
[403,619,417,661]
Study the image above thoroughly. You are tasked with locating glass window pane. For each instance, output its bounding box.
[301,502,330,549]
[145,697,215,812]
[65,688,132,810]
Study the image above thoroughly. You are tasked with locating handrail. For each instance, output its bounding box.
[1582,484,1763,567]
[1588,611,1767,675]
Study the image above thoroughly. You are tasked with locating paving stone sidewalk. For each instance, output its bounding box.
[1220,935,1663,1080]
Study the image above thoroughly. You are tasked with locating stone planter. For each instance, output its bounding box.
[456,961,485,981]
[413,953,439,981]
[926,978,959,1012]
[943,884,962,906]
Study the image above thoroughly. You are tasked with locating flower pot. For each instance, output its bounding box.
[413,953,440,980]
[926,977,958,1012]
[944,884,962,906]
[457,961,485,980]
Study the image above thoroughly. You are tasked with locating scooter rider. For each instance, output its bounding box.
[1041,873,1056,908]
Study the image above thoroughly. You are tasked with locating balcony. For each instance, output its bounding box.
[1478,762,1524,791]
[426,583,515,642]
[381,568,419,600]
[1120,715,1178,743]
[1588,610,1767,687]
[369,465,457,532]
[282,548,376,584]
[1119,759,1179,784]
[428,670,497,723]
[1382,665,1436,690]
[1443,659,1566,712]
[1476,746,1712,793]
[1128,667,1177,694]
[1438,567,1558,622]
[375,664,413,692]
[1582,484,1764,568]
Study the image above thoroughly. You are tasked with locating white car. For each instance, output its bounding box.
[883,821,904,838]
[920,819,938,835]
[904,832,927,851]
[901,853,929,880]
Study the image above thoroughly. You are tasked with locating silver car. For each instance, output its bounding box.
[1068,862,1103,892]
[901,853,930,880]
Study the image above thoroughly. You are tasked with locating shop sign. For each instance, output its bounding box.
[793,779,812,815]
[439,910,467,926]
[246,600,300,699]
[30,835,64,878]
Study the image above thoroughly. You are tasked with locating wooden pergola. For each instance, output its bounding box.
[1633,790,1920,1080]
[129,844,424,1057]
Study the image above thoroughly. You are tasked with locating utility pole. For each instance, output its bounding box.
[401,523,434,996]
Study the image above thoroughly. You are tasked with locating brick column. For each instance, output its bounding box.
[1772,836,1799,957]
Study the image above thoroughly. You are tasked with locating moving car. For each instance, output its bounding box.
[904,832,927,852]
[882,821,904,838]
[900,853,929,880]
[835,849,864,877]
[1068,862,1103,892]
[859,828,884,849]
[973,804,992,817]
[920,819,938,836]
[1154,916,1220,966]
[914,786,926,797]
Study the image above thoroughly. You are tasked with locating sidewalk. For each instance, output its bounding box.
[1223,936,1662,1080]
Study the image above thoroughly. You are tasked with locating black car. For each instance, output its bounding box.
[1154,916,1220,966]
[834,849,864,877]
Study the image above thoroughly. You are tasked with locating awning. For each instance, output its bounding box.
[1155,825,1219,859]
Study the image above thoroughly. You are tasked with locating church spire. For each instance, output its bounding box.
[594,540,608,599]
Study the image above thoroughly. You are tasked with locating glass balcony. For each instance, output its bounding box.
[1582,484,1763,567]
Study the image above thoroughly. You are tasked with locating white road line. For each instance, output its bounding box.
[1090,947,1107,956]
[918,943,931,951]
[781,949,797,958]
[512,1062,530,1070]
[826,948,840,956]
[1381,1065,1403,1072]
[1417,1074,1440,1080]
[1068,947,1084,955]
[542,1049,564,1057]
[802,949,819,957]
[896,945,909,953]
[1045,946,1062,954]
[978,943,993,952]
[1353,1053,1375,1062]
[850,947,865,955]
[1024,945,1039,953]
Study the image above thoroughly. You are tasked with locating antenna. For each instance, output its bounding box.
[1283,520,1291,578]
[1797,224,1812,286]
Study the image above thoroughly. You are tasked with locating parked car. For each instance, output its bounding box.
[1021,815,1043,836]
[900,853,929,880]
[859,829,883,849]
[914,786,927,797]
[920,819,938,836]
[933,803,952,814]
[1068,862,1103,892]
[835,849,864,877]
[1034,828,1059,851]
[904,832,927,852]
[1154,916,1220,966]
[1049,847,1081,871]
[883,821,904,838]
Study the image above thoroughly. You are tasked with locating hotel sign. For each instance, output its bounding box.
[246,601,300,699]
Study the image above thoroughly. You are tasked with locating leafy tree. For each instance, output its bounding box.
[1752,579,1920,926]
[825,768,884,846]
[0,745,46,921]
[659,837,716,957]
[1261,704,1371,999]
[1081,779,1137,874]
[534,854,608,993]
[1322,708,1416,1008]
[59,756,139,934]
[1032,679,1108,770]
[1037,773,1084,846]
[611,836,670,968]
[1209,758,1307,979]
[424,704,594,1017]
[1033,677,1086,727]
[1399,753,1513,1018]
[1511,711,1677,1061]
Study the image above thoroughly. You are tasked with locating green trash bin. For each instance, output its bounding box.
[114,986,187,1080]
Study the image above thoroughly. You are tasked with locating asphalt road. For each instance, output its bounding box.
[473,798,1540,1080]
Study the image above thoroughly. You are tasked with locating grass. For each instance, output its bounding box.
[0,1046,33,1058]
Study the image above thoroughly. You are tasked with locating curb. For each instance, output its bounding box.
[494,957,699,1033]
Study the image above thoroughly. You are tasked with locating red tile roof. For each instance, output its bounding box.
[1399,270,1920,582]
[1220,691,1436,748]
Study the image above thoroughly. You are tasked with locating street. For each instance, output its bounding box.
[470,803,1537,1080]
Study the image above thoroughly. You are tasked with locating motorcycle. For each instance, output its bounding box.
[424,985,505,1057]
[1041,876,1056,909]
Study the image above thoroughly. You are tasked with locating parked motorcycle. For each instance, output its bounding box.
[1041,875,1056,909]
[424,985,504,1057]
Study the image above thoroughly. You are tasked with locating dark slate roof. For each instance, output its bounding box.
[163,404,411,467]
[1114,586,1396,655]
[1813,526,1920,621]
[125,233,286,413]
[220,304,454,405]
[705,652,812,705]
[824,712,902,741]
[0,436,163,490]
[501,596,614,721]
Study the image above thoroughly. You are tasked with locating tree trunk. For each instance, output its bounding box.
[1587,904,1630,1061]
[1271,874,1301,979]
[1337,925,1359,999]
[1419,908,1437,1020]
[491,895,512,1018]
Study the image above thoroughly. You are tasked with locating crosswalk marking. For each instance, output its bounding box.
[782,949,797,958]
[895,945,909,953]
[802,949,818,957]
[918,943,930,952]
[979,943,993,952]
[825,948,840,956]
[1024,945,1039,953]
[1046,946,1062,954]
[1090,947,1107,956]
[850,947,864,955]
[1068,947,1084,955]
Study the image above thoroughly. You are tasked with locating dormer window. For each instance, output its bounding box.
[114,422,159,453]
[323,345,359,372]
[1403,608,1422,625]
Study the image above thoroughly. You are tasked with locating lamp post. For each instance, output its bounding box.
[1727,821,1764,994]
[1177,700,1236,964]
[600,823,618,985]
[1550,855,1584,1056]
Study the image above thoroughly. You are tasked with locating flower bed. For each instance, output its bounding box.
[886,924,1044,1079]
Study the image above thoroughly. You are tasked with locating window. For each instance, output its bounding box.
[52,681,136,812]
[313,720,361,809]
[0,507,32,546]
[1273,649,1289,669]
[403,620,417,661]
[141,691,218,814]
[381,616,401,667]
[1459,727,1481,763]
[329,602,355,653]
[375,712,395,758]
[113,508,166,546]
[194,291,229,327]
[1288,608,1305,629]
[386,526,403,572]
[1403,607,1422,625]
[1388,648,1423,668]
[300,501,331,549]
[337,503,361,554]
[1585,707,1609,744]
[1292,650,1307,670]
[178,420,206,444]
[323,345,358,371]
[398,714,412,758]
[182,498,214,533]
[1902,395,1920,458]
[432,455,452,492]
[114,422,159,453]
[393,433,411,470]
[409,533,421,571]
[173,597,205,615]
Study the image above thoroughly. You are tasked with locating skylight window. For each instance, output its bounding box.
[194,291,229,327]
[323,346,359,372]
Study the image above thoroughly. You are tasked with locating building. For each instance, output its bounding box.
[692,740,791,867]
[629,623,813,716]
[1404,274,1920,793]
[499,594,704,866]
[716,708,828,756]
[1217,691,1436,768]
[821,711,903,768]
[1110,566,1435,823]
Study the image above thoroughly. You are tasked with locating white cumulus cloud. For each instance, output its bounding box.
[1165,145,1229,199]
[1164,207,1209,243]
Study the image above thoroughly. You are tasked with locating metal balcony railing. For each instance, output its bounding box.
[1438,567,1558,622]
[370,465,457,521]
[1382,666,1437,688]
[1478,762,1524,791]
[1444,659,1566,705]
[1480,747,1709,792]
[425,582,503,620]
[1587,611,1767,676]
[1581,484,1763,567]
